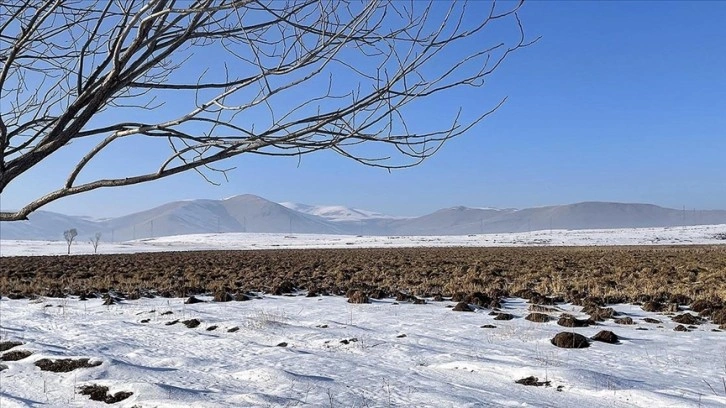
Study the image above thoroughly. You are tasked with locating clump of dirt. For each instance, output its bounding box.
[347,290,369,304]
[643,317,661,324]
[529,304,559,313]
[452,302,474,312]
[35,358,102,372]
[614,317,634,325]
[78,384,133,404]
[583,305,617,321]
[273,281,295,295]
[710,309,726,325]
[557,314,590,327]
[368,289,387,300]
[234,293,253,301]
[227,327,240,333]
[0,341,23,352]
[481,324,496,329]
[165,319,180,326]
[184,296,203,304]
[671,313,702,325]
[551,332,590,349]
[1,350,33,361]
[673,324,690,332]
[591,330,619,344]
[182,319,201,328]
[525,313,550,323]
[395,292,411,302]
[530,294,557,306]
[690,300,715,313]
[213,290,233,302]
[515,376,551,387]
[206,325,218,331]
[641,301,663,312]
[494,313,513,321]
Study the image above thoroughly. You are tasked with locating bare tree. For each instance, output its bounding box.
[90,232,102,254]
[64,228,78,255]
[0,0,537,221]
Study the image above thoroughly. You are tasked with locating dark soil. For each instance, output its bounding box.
[671,313,702,325]
[614,317,634,325]
[1,350,33,361]
[452,302,474,312]
[515,376,551,387]
[3,246,724,305]
[78,384,133,404]
[529,304,558,313]
[641,301,664,312]
[184,296,203,304]
[674,324,690,332]
[182,319,201,328]
[583,305,617,321]
[525,313,550,323]
[642,317,661,324]
[551,332,590,349]
[347,290,369,304]
[591,330,619,344]
[35,358,102,372]
[557,314,591,328]
[0,341,22,352]
[710,309,726,325]
[690,300,715,313]
[493,313,513,321]
[213,291,233,302]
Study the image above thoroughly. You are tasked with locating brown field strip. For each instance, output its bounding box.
[2,245,725,304]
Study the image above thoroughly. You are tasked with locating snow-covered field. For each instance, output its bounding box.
[2,225,725,407]
[2,224,725,257]
[1,294,725,407]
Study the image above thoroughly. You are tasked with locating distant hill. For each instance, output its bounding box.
[2,195,725,240]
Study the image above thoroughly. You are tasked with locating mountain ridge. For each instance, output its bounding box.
[2,194,725,241]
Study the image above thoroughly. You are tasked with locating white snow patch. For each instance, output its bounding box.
[0,296,724,407]
[2,224,725,257]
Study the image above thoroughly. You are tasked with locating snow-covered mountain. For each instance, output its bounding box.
[279,202,406,222]
[3,195,726,241]
[0,211,101,241]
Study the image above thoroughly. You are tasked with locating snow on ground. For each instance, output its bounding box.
[2,224,725,257]
[1,295,725,407]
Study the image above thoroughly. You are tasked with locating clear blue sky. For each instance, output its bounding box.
[3,1,726,217]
